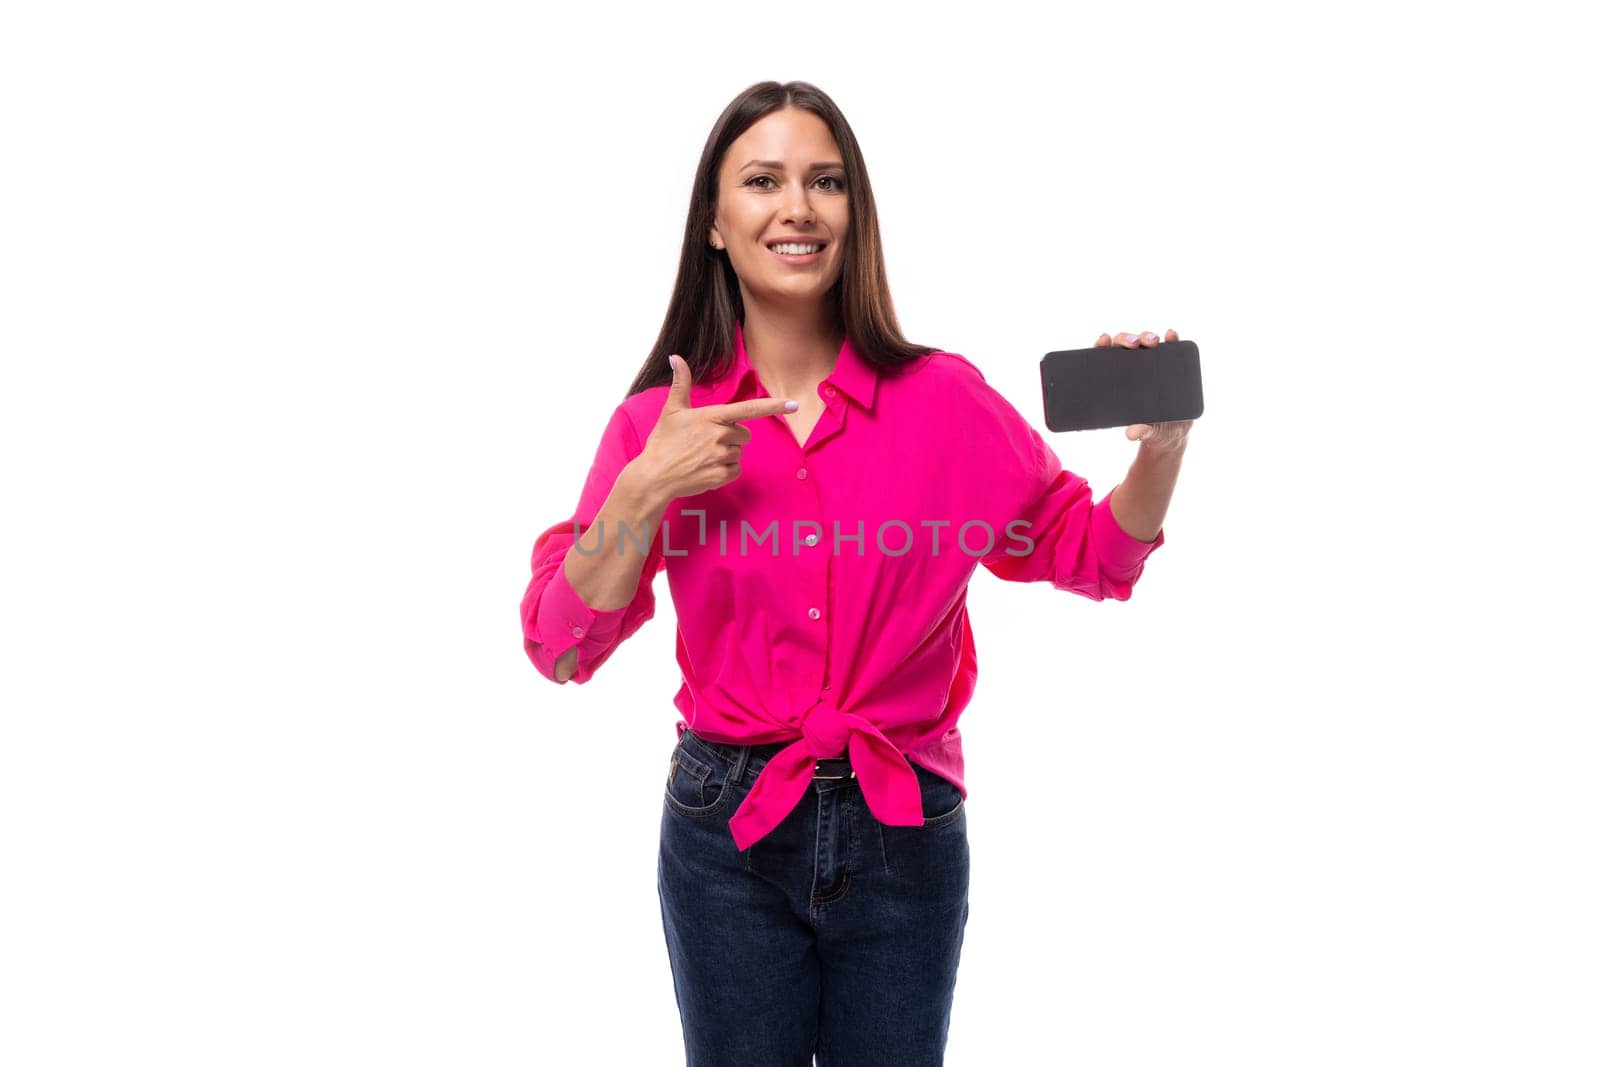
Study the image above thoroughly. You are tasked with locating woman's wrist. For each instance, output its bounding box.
[614,459,674,523]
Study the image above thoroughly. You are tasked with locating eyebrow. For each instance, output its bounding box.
[739,159,846,172]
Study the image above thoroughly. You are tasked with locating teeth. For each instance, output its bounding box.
[770,243,822,255]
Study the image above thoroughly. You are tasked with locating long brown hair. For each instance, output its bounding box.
[623,81,938,400]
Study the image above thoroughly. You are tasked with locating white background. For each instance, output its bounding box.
[3,1,1595,1064]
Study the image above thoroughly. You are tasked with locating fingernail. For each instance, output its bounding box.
[784,400,799,411]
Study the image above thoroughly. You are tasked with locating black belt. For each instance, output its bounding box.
[812,755,854,780]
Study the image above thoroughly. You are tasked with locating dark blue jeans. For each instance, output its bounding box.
[657,726,971,1066]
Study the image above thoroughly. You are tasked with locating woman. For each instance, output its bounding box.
[520,80,1190,1066]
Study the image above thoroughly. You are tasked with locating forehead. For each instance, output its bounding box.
[723,109,840,169]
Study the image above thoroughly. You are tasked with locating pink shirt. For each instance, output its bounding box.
[521,320,1165,850]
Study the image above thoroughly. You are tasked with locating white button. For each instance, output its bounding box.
[804,533,819,546]
[571,625,585,638]
[796,468,808,480]
[807,607,821,620]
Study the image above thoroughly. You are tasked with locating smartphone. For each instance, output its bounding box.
[1039,339,1204,432]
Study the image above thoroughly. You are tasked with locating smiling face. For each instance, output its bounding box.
[710,107,850,307]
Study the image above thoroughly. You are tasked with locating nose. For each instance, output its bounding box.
[781,183,816,226]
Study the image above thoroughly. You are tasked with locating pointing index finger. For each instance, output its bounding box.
[707,396,800,424]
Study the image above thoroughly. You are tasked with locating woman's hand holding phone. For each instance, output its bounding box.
[1092,328,1195,453]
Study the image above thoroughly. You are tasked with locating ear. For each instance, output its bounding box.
[708,225,723,250]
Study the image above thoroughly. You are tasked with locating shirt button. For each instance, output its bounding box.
[571,625,585,638]
[807,607,821,620]
[803,532,819,546]
[823,385,837,398]
[796,467,808,480]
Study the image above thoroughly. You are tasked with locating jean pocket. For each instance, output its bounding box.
[663,737,733,818]
[913,763,965,829]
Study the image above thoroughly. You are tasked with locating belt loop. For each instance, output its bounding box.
[730,744,753,786]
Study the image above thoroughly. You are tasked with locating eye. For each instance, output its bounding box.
[746,174,847,191]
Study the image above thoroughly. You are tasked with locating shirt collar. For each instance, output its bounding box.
[702,319,877,410]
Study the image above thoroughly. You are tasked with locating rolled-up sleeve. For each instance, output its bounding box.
[980,397,1165,601]
[520,402,665,683]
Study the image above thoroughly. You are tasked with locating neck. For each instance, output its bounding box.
[741,301,844,398]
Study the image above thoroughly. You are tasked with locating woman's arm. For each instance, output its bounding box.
[551,462,672,681]
[1106,439,1187,544]
[522,405,667,687]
